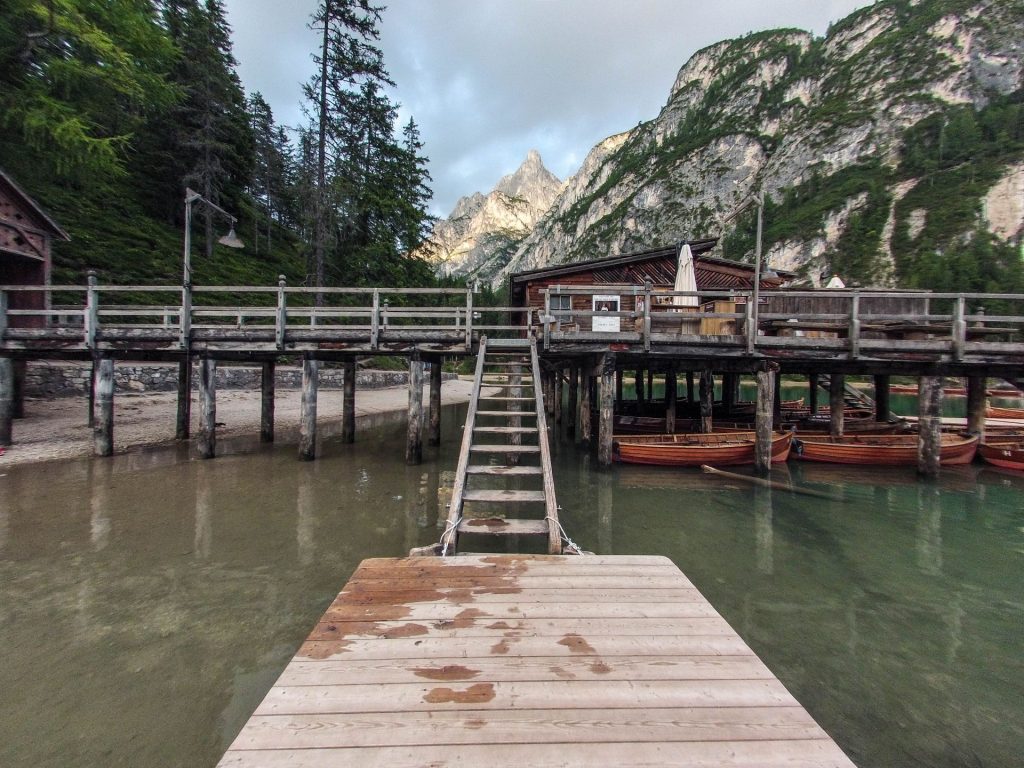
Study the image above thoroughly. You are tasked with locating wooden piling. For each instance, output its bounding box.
[647,369,654,403]
[829,373,845,438]
[614,368,623,408]
[874,375,890,422]
[567,365,578,436]
[553,367,563,423]
[196,357,217,459]
[664,367,676,434]
[176,358,192,440]
[93,357,115,457]
[428,359,442,446]
[773,371,782,424]
[754,367,775,475]
[0,356,13,446]
[406,352,423,465]
[686,370,695,403]
[699,369,714,433]
[12,359,25,419]
[966,375,986,438]
[260,361,275,443]
[598,354,615,466]
[808,373,819,414]
[722,372,736,415]
[634,368,645,410]
[343,359,356,444]
[87,358,96,428]
[580,363,593,447]
[298,355,319,461]
[918,376,943,478]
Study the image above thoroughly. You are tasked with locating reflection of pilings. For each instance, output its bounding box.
[915,484,942,575]
[945,593,963,667]
[296,466,316,566]
[597,470,613,554]
[194,462,213,559]
[89,461,112,551]
[754,486,773,575]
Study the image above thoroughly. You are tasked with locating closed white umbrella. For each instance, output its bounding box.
[673,242,700,333]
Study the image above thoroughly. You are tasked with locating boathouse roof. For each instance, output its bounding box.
[0,169,71,253]
[508,240,793,305]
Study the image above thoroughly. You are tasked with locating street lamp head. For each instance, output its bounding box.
[218,225,244,249]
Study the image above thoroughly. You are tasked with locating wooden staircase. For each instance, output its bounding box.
[439,336,563,555]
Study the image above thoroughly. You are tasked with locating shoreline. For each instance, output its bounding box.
[0,379,477,469]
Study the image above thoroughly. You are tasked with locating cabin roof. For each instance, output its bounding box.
[508,240,794,303]
[0,168,71,242]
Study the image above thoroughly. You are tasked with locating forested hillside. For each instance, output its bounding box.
[0,0,434,290]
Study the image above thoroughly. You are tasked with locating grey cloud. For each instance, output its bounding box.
[224,0,872,216]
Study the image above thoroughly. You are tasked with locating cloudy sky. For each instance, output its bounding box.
[222,0,872,217]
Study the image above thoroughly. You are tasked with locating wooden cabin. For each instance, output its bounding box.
[0,169,69,328]
[508,240,788,334]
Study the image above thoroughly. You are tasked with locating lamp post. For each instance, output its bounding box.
[182,187,244,287]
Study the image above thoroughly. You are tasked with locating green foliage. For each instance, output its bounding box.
[0,0,177,179]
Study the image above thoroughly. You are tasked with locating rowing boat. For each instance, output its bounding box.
[978,439,1024,471]
[791,433,979,466]
[612,430,793,467]
[986,405,1024,420]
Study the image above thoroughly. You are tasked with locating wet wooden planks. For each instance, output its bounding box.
[218,555,856,767]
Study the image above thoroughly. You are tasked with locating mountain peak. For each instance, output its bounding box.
[495,150,562,201]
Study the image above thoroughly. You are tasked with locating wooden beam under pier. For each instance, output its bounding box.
[428,358,443,447]
[196,357,217,459]
[0,356,14,446]
[298,355,318,461]
[829,374,845,438]
[260,361,275,443]
[918,376,943,478]
[754,367,774,475]
[406,351,423,465]
[343,359,356,444]
[598,353,615,466]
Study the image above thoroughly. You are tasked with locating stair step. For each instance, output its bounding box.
[457,518,550,536]
[476,410,538,417]
[485,362,530,367]
[481,376,534,382]
[486,339,532,349]
[470,444,540,454]
[466,465,543,476]
[463,489,546,503]
[478,396,534,401]
[474,426,538,434]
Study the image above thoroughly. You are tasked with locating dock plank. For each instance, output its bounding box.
[219,555,856,767]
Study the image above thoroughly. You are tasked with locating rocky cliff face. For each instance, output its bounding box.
[489,0,1024,291]
[424,150,563,279]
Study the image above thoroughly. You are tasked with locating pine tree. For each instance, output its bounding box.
[304,0,392,295]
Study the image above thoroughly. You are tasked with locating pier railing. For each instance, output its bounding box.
[540,285,1024,361]
[3,280,1024,362]
[0,279,534,354]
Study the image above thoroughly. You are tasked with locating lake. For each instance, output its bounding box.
[1,400,1021,767]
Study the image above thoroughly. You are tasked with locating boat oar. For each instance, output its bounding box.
[700,465,845,501]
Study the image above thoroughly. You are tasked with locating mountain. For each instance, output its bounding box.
[424,150,564,278]
[479,0,1024,292]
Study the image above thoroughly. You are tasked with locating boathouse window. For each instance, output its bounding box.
[550,294,571,312]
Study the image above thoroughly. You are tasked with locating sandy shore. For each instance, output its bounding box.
[0,379,476,468]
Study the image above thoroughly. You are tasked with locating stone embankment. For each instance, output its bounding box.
[23,361,452,398]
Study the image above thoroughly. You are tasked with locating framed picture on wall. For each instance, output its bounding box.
[592,295,620,332]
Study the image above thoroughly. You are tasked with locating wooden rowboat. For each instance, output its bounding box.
[613,430,793,467]
[791,433,979,466]
[978,439,1024,471]
[986,405,1024,420]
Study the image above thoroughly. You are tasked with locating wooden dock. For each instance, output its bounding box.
[218,555,856,767]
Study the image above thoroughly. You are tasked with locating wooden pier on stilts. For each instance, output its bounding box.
[217,554,857,767]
